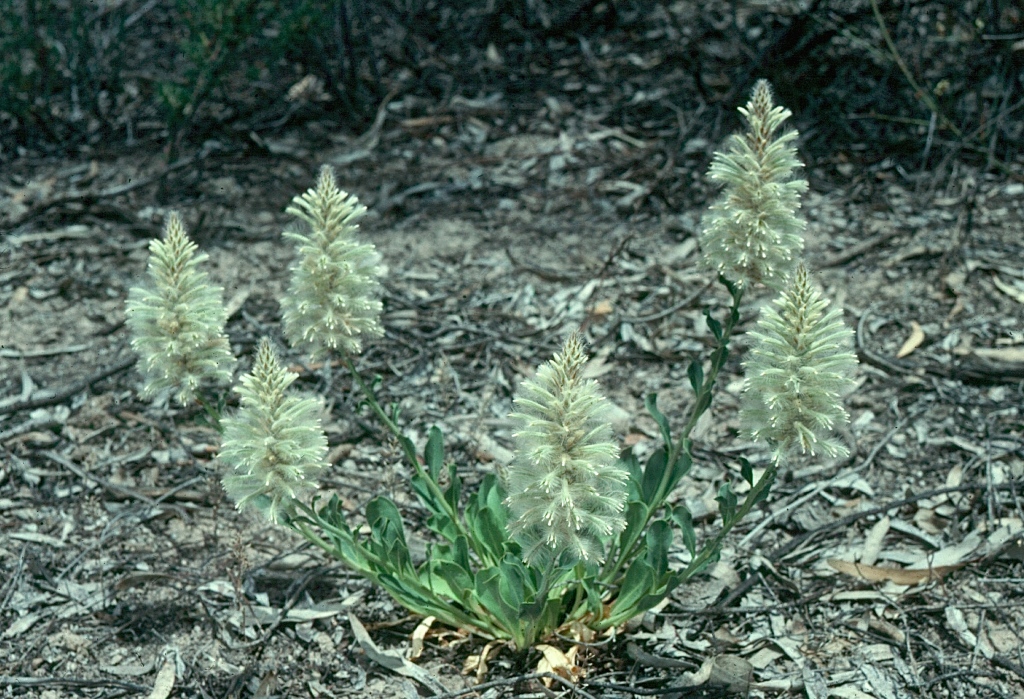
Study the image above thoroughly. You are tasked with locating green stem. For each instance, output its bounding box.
[340,355,483,560]
[677,463,776,583]
[602,281,743,583]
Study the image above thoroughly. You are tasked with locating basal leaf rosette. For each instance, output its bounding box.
[505,332,627,565]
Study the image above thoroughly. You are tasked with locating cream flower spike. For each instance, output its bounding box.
[700,80,808,288]
[504,331,627,565]
[125,212,235,405]
[280,165,385,359]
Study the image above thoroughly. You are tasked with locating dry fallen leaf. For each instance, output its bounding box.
[861,516,890,566]
[972,346,1024,364]
[828,558,967,585]
[992,274,1024,304]
[463,639,504,683]
[896,321,925,358]
[145,660,175,699]
[535,644,583,686]
[409,615,435,660]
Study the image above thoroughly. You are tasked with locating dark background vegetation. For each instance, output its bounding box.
[3,0,1023,186]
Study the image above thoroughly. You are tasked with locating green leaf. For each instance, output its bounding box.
[645,520,673,579]
[748,468,776,508]
[716,483,737,527]
[611,557,656,618]
[472,504,508,562]
[668,446,693,492]
[740,457,754,487]
[497,557,527,611]
[641,448,668,505]
[444,462,461,511]
[618,500,649,551]
[706,311,723,341]
[671,504,697,556]
[621,450,643,502]
[644,393,672,448]
[687,359,704,395]
[582,577,604,617]
[473,568,519,635]
[409,472,447,522]
[430,561,473,602]
[424,426,444,481]
[366,497,412,572]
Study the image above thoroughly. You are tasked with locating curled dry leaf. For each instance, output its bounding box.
[535,644,583,686]
[896,321,925,358]
[409,615,435,660]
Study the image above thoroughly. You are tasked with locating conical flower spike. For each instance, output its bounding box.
[218,339,328,523]
[280,165,385,359]
[741,266,858,463]
[700,80,808,288]
[125,212,235,405]
[505,332,627,565]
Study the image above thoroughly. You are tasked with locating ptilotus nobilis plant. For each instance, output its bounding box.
[699,79,808,289]
[126,84,858,653]
[125,211,235,406]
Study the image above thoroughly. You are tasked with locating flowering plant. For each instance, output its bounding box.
[126,82,857,651]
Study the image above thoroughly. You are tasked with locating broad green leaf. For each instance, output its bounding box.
[716,483,737,526]
[740,457,754,487]
[748,469,776,508]
[705,311,723,341]
[619,500,649,552]
[474,568,519,634]
[641,448,668,505]
[644,393,672,448]
[671,504,697,556]
[621,450,643,502]
[611,558,655,617]
[667,446,693,492]
[645,520,673,579]
[473,505,507,562]
[424,426,445,480]
[687,359,704,395]
[444,462,461,510]
[430,561,473,601]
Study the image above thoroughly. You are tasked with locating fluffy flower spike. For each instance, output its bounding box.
[700,79,808,288]
[125,212,235,405]
[741,266,858,463]
[505,331,627,565]
[280,165,385,359]
[218,339,328,523]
